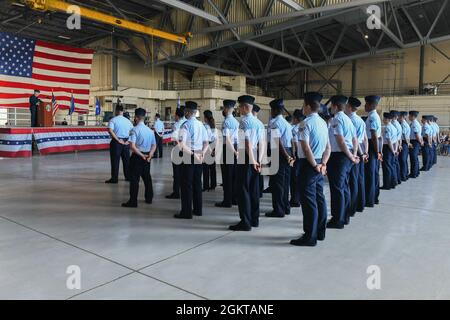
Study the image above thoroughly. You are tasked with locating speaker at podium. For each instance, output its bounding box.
[37,102,54,127]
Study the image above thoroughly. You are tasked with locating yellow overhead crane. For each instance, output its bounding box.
[24,0,190,44]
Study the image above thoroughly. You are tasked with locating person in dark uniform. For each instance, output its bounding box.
[202,110,217,191]
[265,98,294,218]
[420,115,433,171]
[175,101,208,219]
[106,104,134,184]
[364,95,382,208]
[122,108,157,208]
[252,104,265,198]
[380,112,397,190]
[408,111,422,178]
[215,100,239,208]
[290,92,331,247]
[29,89,41,127]
[153,113,165,158]
[290,109,304,207]
[326,95,359,228]
[166,107,186,199]
[229,95,264,231]
[398,111,411,182]
[345,97,369,215]
[390,110,402,185]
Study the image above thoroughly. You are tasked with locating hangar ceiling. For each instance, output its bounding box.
[1,0,449,80]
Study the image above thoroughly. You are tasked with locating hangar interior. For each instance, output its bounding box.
[0,0,450,300]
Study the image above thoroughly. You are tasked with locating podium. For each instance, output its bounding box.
[37,102,54,127]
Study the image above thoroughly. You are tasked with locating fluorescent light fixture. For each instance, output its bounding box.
[11,2,25,7]
[58,35,71,40]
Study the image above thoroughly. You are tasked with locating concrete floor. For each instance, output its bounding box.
[0,148,449,300]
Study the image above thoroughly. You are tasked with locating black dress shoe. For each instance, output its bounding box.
[215,202,232,208]
[375,200,379,205]
[121,202,137,208]
[232,201,238,206]
[326,220,344,229]
[105,179,118,184]
[145,200,152,204]
[262,187,271,194]
[251,223,259,228]
[265,211,285,218]
[165,193,180,199]
[380,186,391,190]
[193,212,202,216]
[229,223,251,231]
[317,233,325,241]
[174,214,192,219]
[290,202,301,207]
[290,235,317,247]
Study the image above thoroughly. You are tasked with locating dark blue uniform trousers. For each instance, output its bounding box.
[432,142,437,165]
[298,159,327,241]
[382,145,396,189]
[172,163,182,196]
[236,163,260,228]
[399,141,409,181]
[365,143,380,207]
[348,161,359,217]
[269,148,292,216]
[221,144,237,206]
[30,106,38,127]
[180,155,203,217]
[290,158,301,205]
[128,153,153,205]
[421,139,431,171]
[394,152,401,184]
[409,140,420,177]
[328,152,352,225]
[355,157,366,212]
[110,139,130,182]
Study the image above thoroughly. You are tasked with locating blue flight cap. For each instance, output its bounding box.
[390,110,400,117]
[237,95,255,105]
[330,95,348,105]
[348,97,361,108]
[304,92,323,105]
[223,99,236,109]
[399,111,408,117]
[365,95,381,104]
[135,108,146,117]
[175,108,184,118]
[409,110,419,117]
[383,112,393,119]
[269,98,284,110]
[253,104,261,112]
[185,101,198,110]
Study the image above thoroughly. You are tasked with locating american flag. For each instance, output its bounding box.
[51,91,59,117]
[0,32,94,114]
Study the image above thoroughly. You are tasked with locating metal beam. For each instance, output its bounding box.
[170,60,254,78]
[244,40,313,66]
[197,0,388,34]
[278,0,304,11]
[155,0,223,24]
[425,0,448,40]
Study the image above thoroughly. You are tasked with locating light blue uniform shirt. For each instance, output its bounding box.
[400,120,411,141]
[366,110,382,139]
[383,122,396,144]
[108,115,133,139]
[269,115,293,148]
[296,113,329,159]
[348,112,366,144]
[171,117,186,140]
[255,116,266,144]
[392,120,402,142]
[154,119,165,134]
[329,111,356,152]
[240,113,262,150]
[179,117,208,151]
[431,122,439,138]
[129,122,156,152]
[410,120,421,140]
[222,115,239,145]
[422,123,433,139]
